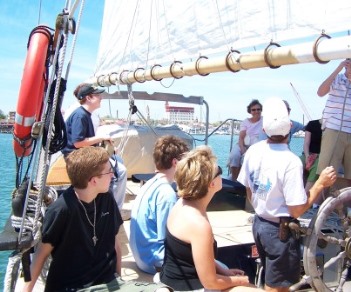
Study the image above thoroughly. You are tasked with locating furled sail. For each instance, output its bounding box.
[94,0,351,85]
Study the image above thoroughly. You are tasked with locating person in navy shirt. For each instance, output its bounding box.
[62,84,111,156]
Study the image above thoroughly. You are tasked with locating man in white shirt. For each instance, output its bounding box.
[238,97,336,292]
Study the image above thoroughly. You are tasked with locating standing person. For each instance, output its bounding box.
[24,147,123,291]
[62,83,128,213]
[160,146,263,292]
[258,100,304,143]
[317,59,351,184]
[228,99,263,181]
[300,119,322,195]
[130,135,189,274]
[237,97,336,292]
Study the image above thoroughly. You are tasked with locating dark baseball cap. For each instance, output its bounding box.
[76,85,105,100]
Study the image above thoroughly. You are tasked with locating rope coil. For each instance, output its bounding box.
[11,186,57,234]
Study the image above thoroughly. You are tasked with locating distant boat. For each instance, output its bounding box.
[293,130,305,138]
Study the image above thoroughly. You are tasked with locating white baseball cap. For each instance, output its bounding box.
[263,97,291,137]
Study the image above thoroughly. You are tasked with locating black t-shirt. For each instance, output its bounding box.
[42,186,123,291]
[305,120,322,154]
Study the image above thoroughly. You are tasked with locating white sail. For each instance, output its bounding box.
[95,0,351,82]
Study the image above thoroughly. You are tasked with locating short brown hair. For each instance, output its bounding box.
[175,145,217,200]
[66,147,110,188]
[153,135,189,170]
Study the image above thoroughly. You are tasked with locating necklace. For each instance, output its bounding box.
[77,196,98,246]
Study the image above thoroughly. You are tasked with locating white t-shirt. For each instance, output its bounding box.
[238,140,306,221]
[240,117,263,146]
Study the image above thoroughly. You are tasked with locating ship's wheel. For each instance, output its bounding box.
[301,187,351,291]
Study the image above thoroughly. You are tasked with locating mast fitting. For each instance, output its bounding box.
[225,49,241,73]
[313,33,331,64]
[264,41,281,69]
[195,56,210,76]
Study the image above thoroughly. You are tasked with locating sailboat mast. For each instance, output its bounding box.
[89,36,351,87]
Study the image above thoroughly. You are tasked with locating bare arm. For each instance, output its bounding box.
[238,130,247,154]
[288,166,336,218]
[303,131,312,158]
[191,219,251,290]
[22,242,53,292]
[115,235,122,275]
[317,60,348,97]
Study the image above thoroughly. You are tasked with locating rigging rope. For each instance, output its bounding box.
[4,2,84,289]
[42,78,67,154]
[29,16,70,241]
[113,85,159,157]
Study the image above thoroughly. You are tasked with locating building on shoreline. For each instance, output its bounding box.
[0,111,15,133]
[165,101,194,124]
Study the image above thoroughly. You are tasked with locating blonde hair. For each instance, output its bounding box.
[175,145,217,200]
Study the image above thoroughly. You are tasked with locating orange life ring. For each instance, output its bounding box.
[13,26,52,157]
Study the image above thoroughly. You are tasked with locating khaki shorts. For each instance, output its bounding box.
[317,128,351,179]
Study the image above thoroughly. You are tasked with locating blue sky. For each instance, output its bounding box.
[0,0,344,123]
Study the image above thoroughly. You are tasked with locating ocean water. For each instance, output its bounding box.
[0,133,304,289]
[0,134,16,290]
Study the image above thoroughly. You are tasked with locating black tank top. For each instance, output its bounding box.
[160,227,217,291]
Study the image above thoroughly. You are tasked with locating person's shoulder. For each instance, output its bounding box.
[46,188,74,214]
[156,183,177,199]
[185,211,212,238]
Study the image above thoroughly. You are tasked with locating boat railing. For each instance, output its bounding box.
[189,118,239,150]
